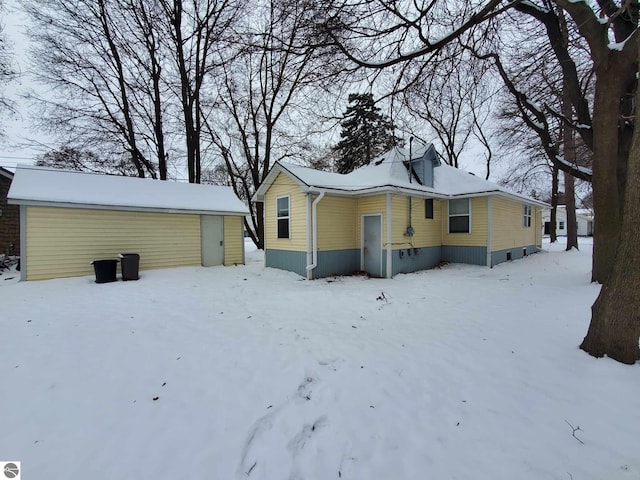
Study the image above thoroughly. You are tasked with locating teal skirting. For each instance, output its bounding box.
[392,246,442,275]
[491,245,539,267]
[266,244,538,278]
[265,249,307,277]
[441,245,487,266]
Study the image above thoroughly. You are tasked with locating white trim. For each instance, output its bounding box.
[523,204,532,228]
[253,161,549,208]
[7,199,248,216]
[276,195,291,239]
[487,196,493,267]
[19,205,26,281]
[305,191,325,277]
[361,213,383,277]
[0,167,13,180]
[302,185,449,199]
[386,194,392,279]
[240,218,246,266]
[306,193,312,279]
[253,163,309,202]
[448,198,472,234]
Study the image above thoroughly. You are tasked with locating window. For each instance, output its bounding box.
[448,198,470,233]
[559,221,565,230]
[276,196,290,239]
[425,199,434,219]
[523,205,532,227]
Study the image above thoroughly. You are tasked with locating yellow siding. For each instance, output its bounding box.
[264,173,307,251]
[534,206,542,247]
[491,197,538,251]
[25,206,200,281]
[224,216,244,265]
[316,196,357,250]
[356,195,387,246]
[391,195,442,247]
[442,197,488,246]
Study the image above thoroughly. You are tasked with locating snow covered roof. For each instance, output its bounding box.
[575,208,594,219]
[8,165,249,215]
[544,206,594,220]
[0,166,13,180]
[255,145,547,207]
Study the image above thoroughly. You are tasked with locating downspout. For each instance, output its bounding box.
[305,191,325,278]
[306,193,312,279]
[486,196,493,268]
[407,137,414,237]
[386,193,392,278]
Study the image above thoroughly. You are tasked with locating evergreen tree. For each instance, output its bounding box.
[333,93,403,174]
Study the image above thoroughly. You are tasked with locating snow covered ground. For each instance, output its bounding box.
[1,238,638,480]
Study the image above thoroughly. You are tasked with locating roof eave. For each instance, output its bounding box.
[8,199,250,216]
[253,162,309,202]
[0,167,13,180]
[447,190,548,207]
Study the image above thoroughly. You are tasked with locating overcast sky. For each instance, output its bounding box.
[0,0,498,181]
[0,0,53,170]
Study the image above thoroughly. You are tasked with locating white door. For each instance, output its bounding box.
[362,215,382,277]
[201,215,224,266]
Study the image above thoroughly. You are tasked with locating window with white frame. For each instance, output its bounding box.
[448,198,470,233]
[523,205,532,227]
[276,196,290,239]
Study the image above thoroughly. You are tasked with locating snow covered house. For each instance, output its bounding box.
[0,166,20,256]
[542,206,594,236]
[254,145,546,279]
[8,165,249,281]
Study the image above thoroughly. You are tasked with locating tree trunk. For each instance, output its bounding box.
[580,76,640,364]
[550,164,559,243]
[562,76,578,250]
[590,68,624,283]
[565,172,578,250]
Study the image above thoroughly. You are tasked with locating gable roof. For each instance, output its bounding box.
[8,165,249,215]
[0,166,13,180]
[255,145,548,207]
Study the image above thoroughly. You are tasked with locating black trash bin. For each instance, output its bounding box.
[119,253,140,281]
[92,259,118,283]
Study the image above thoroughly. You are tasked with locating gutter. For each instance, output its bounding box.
[305,191,326,278]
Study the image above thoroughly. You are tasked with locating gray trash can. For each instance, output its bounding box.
[119,253,140,281]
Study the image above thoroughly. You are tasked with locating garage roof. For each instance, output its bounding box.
[8,165,249,216]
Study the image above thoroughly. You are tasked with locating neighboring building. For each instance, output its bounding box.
[8,165,249,281]
[542,206,594,236]
[0,167,19,256]
[254,145,546,279]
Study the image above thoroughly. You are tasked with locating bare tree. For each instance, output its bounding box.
[120,0,170,179]
[403,44,495,173]
[23,0,243,182]
[159,0,242,184]
[0,0,15,134]
[323,0,639,363]
[24,0,162,178]
[204,0,343,248]
[35,146,139,176]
